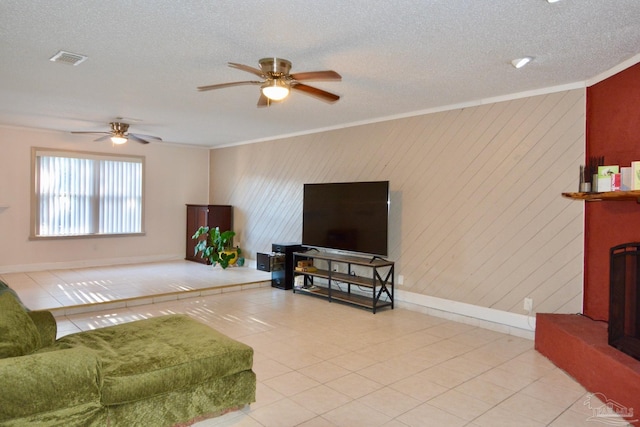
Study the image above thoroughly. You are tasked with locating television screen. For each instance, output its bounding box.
[302,181,389,256]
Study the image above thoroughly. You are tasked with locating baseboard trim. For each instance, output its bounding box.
[396,290,536,340]
[0,254,183,274]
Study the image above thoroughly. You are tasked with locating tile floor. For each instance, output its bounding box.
[1,260,272,314]
[2,261,633,427]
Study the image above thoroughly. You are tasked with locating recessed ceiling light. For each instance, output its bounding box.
[547,0,562,3]
[511,56,534,69]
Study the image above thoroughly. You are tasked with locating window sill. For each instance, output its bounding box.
[29,232,146,241]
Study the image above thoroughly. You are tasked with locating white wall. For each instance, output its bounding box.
[0,88,585,326]
[210,90,585,319]
[0,125,210,272]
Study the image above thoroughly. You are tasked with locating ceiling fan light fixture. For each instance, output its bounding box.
[261,80,290,101]
[511,56,534,69]
[111,135,128,144]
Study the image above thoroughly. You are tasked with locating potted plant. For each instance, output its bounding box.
[192,226,245,269]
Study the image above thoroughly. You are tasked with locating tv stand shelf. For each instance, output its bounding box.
[292,251,394,313]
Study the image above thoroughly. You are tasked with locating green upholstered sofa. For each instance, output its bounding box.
[0,289,256,427]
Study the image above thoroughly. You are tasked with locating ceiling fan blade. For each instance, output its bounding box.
[292,83,340,103]
[128,134,151,144]
[228,62,264,77]
[130,133,162,142]
[197,81,262,91]
[94,135,112,142]
[71,131,110,135]
[290,70,342,81]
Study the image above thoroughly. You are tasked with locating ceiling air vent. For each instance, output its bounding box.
[49,50,88,66]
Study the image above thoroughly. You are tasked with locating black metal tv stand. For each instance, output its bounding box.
[292,251,394,313]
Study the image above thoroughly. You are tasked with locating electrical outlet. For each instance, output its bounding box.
[398,275,404,285]
[523,297,533,313]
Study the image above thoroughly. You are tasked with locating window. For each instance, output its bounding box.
[32,148,145,238]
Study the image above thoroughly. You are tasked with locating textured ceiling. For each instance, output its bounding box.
[1,1,639,148]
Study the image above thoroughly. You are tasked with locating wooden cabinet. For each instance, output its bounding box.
[185,205,232,264]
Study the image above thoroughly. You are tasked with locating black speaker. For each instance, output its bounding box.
[256,252,271,272]
[271,243,303,289]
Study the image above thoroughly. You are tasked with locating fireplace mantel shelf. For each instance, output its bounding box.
[562,190,640,203]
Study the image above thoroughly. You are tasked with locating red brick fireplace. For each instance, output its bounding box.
[535,62,640,426]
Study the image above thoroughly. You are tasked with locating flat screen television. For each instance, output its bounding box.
[302,181,389,257]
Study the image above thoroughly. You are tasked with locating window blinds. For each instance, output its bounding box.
[34,150,143,237]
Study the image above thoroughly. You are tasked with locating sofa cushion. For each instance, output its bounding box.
[0,292,41,358]
[0,347,103,423]
[54,314,254,406]
[0,279,29,311]
[27,310,58,348]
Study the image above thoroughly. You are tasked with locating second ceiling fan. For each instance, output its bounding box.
[197,58,342,107]
[71,122,162,145]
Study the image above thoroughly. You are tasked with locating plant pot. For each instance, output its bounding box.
[220,249,238,265]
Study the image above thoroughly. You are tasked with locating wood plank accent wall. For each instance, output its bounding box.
[210,90,585,315]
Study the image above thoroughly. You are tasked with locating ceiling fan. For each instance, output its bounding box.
[197,57,342,107]
[71,122,162,145]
